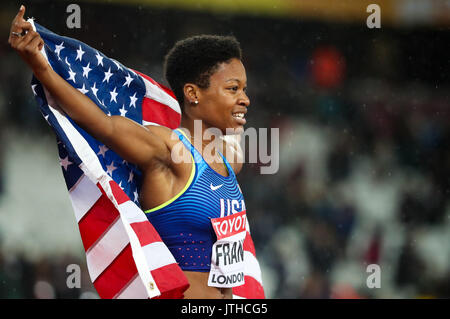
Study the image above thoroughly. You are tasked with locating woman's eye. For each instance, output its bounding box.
[228,86,238,91]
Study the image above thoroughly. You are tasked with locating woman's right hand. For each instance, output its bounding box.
[8,5,48,74]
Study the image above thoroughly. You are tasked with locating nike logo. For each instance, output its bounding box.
[210,183,224,191]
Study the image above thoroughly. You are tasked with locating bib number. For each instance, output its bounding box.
[208,210,247,288]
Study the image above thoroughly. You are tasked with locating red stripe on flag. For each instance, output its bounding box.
[151,263,190,299]
[243,231,256,257]
[232,276,265,299]
[93,244,138,299]
[109,180,130,205]
[133,69,177,100]
[130,221,163,247]
[78,193,120,252]
[142,97,181,129]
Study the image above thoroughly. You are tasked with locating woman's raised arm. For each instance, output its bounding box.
[8,5,170,169]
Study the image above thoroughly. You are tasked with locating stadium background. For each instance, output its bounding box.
[0,0,449,298]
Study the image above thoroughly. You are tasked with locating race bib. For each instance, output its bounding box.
[208,210,247,288]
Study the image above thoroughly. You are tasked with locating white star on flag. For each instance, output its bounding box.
[123,73,133,87]
[67,68,76,83]
[103,67,113,83]
[129,92,138,107]
[77,84,89,95]
[110,87,118,103]
[128,170,134,183]
[106,161,117,175]
[54,41,65,56]
[76,45,85,61]
[133,190,139,202]
[59,156,72,171]
[95,51,104,66]
[91,82,98,97]
[82,62,92,78]
[119,105,128,116]
[97,144,109,157]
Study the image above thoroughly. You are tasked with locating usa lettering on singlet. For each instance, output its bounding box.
[208,210,247,288]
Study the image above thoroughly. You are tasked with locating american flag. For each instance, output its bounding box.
[29,19,264,299]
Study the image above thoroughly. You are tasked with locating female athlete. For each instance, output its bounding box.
[9,5,250,299]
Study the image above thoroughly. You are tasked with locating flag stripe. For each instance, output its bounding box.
[142,120,161,126]
[133,69,177,100]
[141,242,177,270]
[243,231,256,256]
[115,273,149,299]
[140,76,181,114]
[142,97,181,129]
[86,217,129,282]
[130,221,163,247]
[232,275,265,299]
[69,175,103,223]
[93,244,138,299]
[151,263,189,299]
[118,201,151,224]
[243,251,263,284]
[109,180,130,205]
[78,194,120,251]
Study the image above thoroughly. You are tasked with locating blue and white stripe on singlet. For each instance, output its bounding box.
[145,128,246,271]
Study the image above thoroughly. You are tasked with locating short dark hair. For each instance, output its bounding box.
[163,34,242,106]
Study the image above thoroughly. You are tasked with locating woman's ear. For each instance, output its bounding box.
[183,83,199,105]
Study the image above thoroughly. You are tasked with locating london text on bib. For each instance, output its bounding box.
[208,210,247,288]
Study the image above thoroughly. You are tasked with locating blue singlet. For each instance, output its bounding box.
[145,129,246,272]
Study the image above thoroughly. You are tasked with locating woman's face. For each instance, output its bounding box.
[194,58,250,135]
